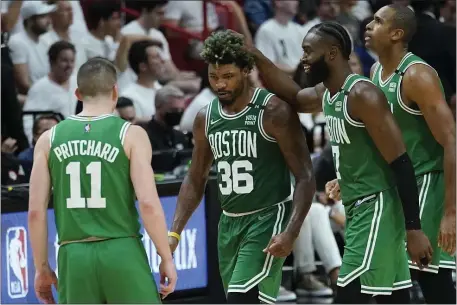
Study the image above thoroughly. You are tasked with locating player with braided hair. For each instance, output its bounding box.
[169,30,315,304]
[241,21,434,303]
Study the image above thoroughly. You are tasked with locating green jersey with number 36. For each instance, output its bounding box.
[205,88,291,213]
[49,114,140,244]
[322,74,394,204]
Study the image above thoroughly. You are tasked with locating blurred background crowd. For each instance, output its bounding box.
[1,0,455,303]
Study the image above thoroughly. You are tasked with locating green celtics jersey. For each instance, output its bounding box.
[206,88,291,213]
[48,114,140,244]
[371,52,444,175]
[323,74,394,204]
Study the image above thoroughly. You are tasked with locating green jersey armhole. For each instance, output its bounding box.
[258,92,276,142]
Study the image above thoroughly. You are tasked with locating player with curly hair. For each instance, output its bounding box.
[168,30,316,304]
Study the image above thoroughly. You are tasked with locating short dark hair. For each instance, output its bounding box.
[85,0,121,30]
[48,41,75,64]
[128,40,163,75]
[130,0,169,12]
[387,4,417,44]
[77,57,117,97]
[116,97,134,109]
[32,115,59,135]
[309,21,352,60]
[200,30,255,71]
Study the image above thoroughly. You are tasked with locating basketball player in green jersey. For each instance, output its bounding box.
[364,4,456,303]
[168,30,316,304]
[240,22,434,303]
[28,57,177,304]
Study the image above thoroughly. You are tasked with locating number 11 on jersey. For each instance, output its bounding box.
[66,161,106,208]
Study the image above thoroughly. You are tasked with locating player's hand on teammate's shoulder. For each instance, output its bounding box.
[325,179,341,201]
[34,265,58,304]
[263,232,295,258]
[438,211,456,255]
[406,230,433,270]
[159,258,177,299]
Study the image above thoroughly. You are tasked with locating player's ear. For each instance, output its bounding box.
[329,46,338,61]
[391,28,404,43]
[75,88,82,100]
[242,67,249,77]
[112,84,119,101]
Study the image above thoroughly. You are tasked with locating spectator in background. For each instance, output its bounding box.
[255,0,303,74]
[350,0,373,22]
[8,1,56,93]
[140,85,191,173]
[349,52,363,75]
[1,11,29,153]
[336,0,361,46]
[293,200,341,297]
[120,40,165,122]
[354,17,377,77]
[18,115,58,174]
[302,0,336,37]
[120,0,201,94]
[314,144,345,237]
[1,0,24,34]
[1,149,27,186]
[164,0,220,34]
[40,0,88,74]
[81,0,122,61]
[23,41,77,144]
[67,0,88,35]
[292,150,343,297]
[180,68,216,132]
[409,0,456,103]
[439,0,456,26]
[116,97,137,123]
[243,0,274,36]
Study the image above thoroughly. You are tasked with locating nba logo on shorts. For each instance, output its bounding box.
[6,227,28,298]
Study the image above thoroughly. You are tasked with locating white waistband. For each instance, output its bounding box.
[223,206,266,217]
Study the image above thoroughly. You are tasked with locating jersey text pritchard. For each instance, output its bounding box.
[53,140,120,163]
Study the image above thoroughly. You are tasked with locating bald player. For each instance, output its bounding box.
[365,4,456,303]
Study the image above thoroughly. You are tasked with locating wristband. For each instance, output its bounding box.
[168,232,180,241]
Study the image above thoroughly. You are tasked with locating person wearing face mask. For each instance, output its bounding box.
[140,85,192,173]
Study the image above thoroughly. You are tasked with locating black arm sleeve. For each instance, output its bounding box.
[389,152,421,230]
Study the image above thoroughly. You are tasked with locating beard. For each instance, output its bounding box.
[218,94,236,106]
[305,55,330,86]
[31,22,48,36]
[217,80,244,106]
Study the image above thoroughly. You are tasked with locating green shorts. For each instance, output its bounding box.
[337,188,412,295]
[218,201,291,304]
[58,237,161,304]
[408,171,456,272]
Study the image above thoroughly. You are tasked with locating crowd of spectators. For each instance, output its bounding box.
[1,0,455,302]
